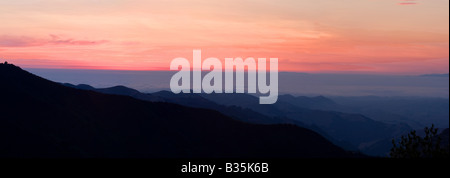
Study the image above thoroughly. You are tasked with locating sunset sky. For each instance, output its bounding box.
[0,0,448,74]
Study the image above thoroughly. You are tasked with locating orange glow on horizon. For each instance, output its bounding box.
[0,0,448,74]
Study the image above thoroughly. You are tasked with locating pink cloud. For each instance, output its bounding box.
[0,36,40,47]
[398,2,417,5]
[0,35,108,47]
[49,34,109,46]
[398,0,418,5]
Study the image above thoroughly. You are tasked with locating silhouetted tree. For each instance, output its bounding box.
[390,125,449,158]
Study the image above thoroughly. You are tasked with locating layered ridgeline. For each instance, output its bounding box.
[65,83,414,156]
[0,63,356,158]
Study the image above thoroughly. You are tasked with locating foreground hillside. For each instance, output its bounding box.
[0,63,356,158]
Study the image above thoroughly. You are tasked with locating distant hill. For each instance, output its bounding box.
[64,84,356,150]
[420,74,449,77]
[65,84,305,126]
[68,82,414,156]
[199,93,412,156]
[62,83,165,102]
[278,94,338,110]
[0,63,356,158]
[329,96,449,129]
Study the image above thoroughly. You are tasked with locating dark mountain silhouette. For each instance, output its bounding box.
[66,82,414,156]
[278,94,338,110]
[65,84,304,126]
[152,91,302,125]
[69,84,412,156]
[62,84,165,102]
[198,93,412,156]
[64,84,357,151]
[329,96,449,129]
[0,63,357,158]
